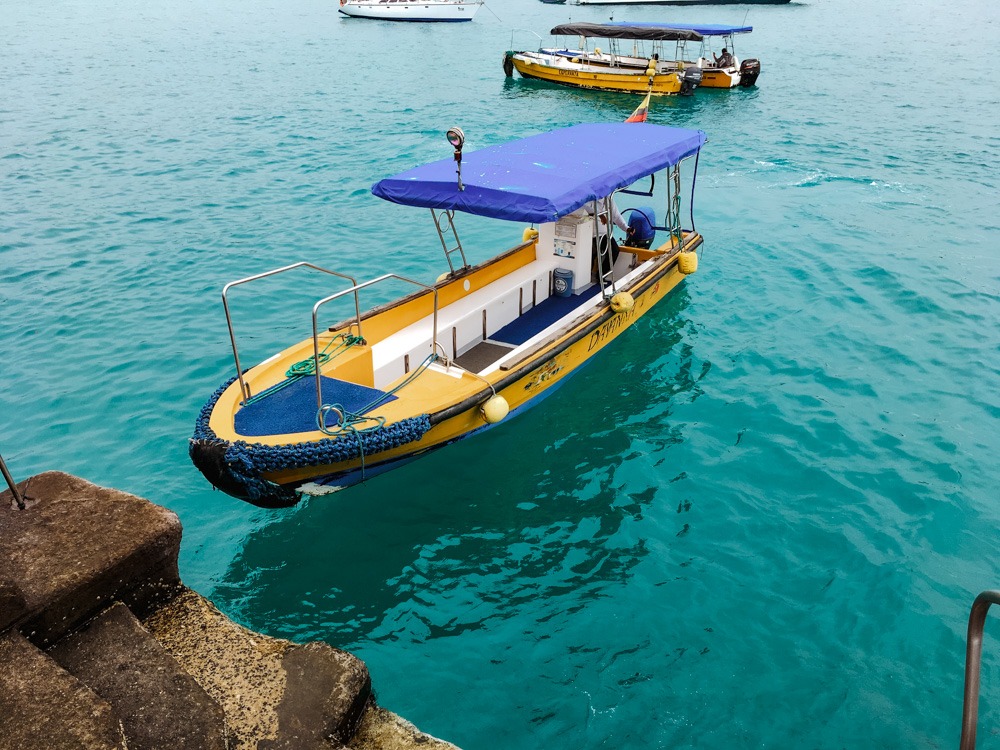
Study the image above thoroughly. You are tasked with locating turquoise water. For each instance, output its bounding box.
[3,0,1000,746]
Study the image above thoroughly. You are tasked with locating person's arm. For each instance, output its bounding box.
[611,200,629,232]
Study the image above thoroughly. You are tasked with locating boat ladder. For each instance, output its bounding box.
[959,590,1000,750]
[431,208,468,274]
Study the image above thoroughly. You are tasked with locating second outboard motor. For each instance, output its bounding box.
[679,66,703,96]
[739,59,761,87]
[626,207,657,250]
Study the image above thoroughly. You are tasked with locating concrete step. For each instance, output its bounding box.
[49,602,228,750]
[0,471,183,647]
[348,705,461,750]
[143,588,371,750]
[0,630,127,750]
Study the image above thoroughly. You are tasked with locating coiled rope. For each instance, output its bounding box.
[314,352,440,482]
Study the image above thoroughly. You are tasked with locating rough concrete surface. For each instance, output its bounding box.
[50,601,228,750]
[266,640,372,748]
[1,471,460,750]
[348,705,461,750]
[144,587,371,750]
[0,630,127,750]
[0,471,183,645]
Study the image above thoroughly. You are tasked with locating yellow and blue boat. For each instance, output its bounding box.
[505,23,706,96]
[504,22,761,94]
[190,123,707,507]
[613,22,762,88]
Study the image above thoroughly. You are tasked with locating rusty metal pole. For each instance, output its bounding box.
[0,451,25,510]
[959,590,1000,750]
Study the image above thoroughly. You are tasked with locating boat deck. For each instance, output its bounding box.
[233,281,600,437]
[234,377,395,437]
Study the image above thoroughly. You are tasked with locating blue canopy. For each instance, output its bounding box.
[371,123,707,224]
[610,22,752,35]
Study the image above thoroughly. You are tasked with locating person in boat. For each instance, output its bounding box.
[584,195,632,278]
[713,48,734,69]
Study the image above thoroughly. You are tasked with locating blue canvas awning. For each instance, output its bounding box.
[609,22,752,35]
[371,123,707,224]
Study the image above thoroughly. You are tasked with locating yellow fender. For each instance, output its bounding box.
[678,251,698,275]
[610,292,635,313]
[522,227,539,243]
[481,395,510,424]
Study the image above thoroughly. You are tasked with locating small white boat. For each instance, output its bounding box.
[338,0,483,21]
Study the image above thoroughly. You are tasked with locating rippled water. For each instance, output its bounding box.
[3,0,1000,746]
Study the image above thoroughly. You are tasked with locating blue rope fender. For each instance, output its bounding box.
[190,374,431,505]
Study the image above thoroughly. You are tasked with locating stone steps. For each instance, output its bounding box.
[50,602,228,750]
[143,588,370,750]
[0,630,127,750]
[1,471,459,750]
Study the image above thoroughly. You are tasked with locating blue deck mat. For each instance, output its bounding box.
[234,375,396,437]
[493,290,599,347]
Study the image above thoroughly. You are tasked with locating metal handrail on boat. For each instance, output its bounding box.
[960,590,1000,750]
[311,274,439,412]
[222,263,360,406]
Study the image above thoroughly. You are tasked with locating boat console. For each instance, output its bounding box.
[537,213,598,296]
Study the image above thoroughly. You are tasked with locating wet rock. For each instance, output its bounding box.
[50,602,228,750]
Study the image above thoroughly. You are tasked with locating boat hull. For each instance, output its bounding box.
[511,55,682,95]
[191,235,701,506]
[698,68,740,88]
[338,0,480,21]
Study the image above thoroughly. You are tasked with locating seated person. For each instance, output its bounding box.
[713,48,734,69]
[584,196,633,278]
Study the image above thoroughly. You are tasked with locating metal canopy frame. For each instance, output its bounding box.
[222,263,360,406]
[310,275,439,411]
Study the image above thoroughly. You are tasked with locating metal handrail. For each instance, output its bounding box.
[960,590,1000,750]
[222,263,359,405]
[311,274,439,411]
[1,451,25,510]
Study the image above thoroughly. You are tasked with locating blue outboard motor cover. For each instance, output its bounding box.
[627,206,656,244]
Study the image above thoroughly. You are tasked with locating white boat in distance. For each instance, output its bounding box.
[339,0,483,21]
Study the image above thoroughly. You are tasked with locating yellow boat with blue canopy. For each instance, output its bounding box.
[190,122,707,507]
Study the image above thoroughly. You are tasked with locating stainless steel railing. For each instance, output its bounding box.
[959,590,1000,750]
[222,263,359,405]
[311,274,439,411]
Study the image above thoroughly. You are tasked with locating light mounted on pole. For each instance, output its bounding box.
[447,126,465,192]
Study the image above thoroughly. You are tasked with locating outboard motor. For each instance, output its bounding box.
[739,58,761,87]
[679,66,703,96]
[625,207,657,250]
